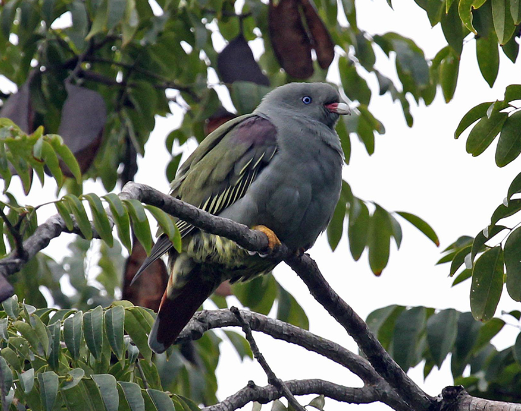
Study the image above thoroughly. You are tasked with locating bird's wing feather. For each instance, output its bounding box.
[132,114,278,283]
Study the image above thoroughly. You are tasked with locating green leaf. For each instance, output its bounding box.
[507,172,521,201]
[339,56,371,105]
[64,194,93,240]
[20,368,35,394]
[124,308,153,363]
[64,311,83,360]
[84,193,113,246]
[61,368,85,391]
[92,374,119,411]
[439,49,460,102]
[476,33,500,87]
[455,102,492,138]
[86,0,108,40]
[147,389,175,411]
[441,0,464,55]
[233,274,277,315]
[491,199,521,225]
[458,0,477,33]
[471,225,507,262]
[495,111,521,167]
[427,309,459,368]
[55,200,75,231]
[145,205,181,253]
[449,245,472,276]
[105,306,125,360]
[118,382,145,411]
[41,140,63,187]
[472,317,505,353]
[38,371,59,411]
[396,211,440,246]
[13,321,40,354]
[393,307,426,372]
[276,284,309,330]
[48,134,82,183]
[466,112,508,156]
[368,205,392,275]
[231,82,270,115]
[492,0,516,44]
[348,199,370,261]
[2,295,19,319]
[223,330,253,361]
[366,305,405,350]
[452,312,482,376]
[124,199,153,255]
[505,226,521,301]
[327,196,346,251]
[511,0,521,23]
[107,0,126,29]
[104,193,132,253]
[84,306,104,361]
[470,246,504,321]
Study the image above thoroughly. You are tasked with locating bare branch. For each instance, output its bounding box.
[178,309,409,411]
[202,379,381,411]
[230,306,307,411]
[437,386,521,411]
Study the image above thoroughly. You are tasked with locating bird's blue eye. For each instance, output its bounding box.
[302,96,312,104]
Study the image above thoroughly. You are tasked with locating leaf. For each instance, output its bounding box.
[83,306,104,361]
[441,0,464,55]
[458,0,477,33]
[492,0,516,44]
[223,330,253,361]
[427,309,459,368]
[367,205,392,275]
[104,193,132,253]
[452,312,482,376]
[366,305,405,350]
[495,110,521,167]
[507,172,521,202]
[276,284,309,330]
[119,381,145,411]
[491,199,521,225]
[439,49,460,102]
[147,389,175,411]
[64,194,93,240]
[124,308,153,362]
[124,199,153,255]
[84,193,113,246]
[465,112,508,156]
[86,0,108,39]
[472,317,505,353]
[20,368,35,394]
[231,82,270,115]
[91,374,119,411]
[326,196,346,251]
[144,205,181,252]
[61,368,85,391]
[449,245,472,276]
[471,225,507,262]
[396,211,440,246]
[55,200,75,231]
[455,102,492,138]
[105,305,125,360]
[268,0,313,79]
[505,226,521,301]
[217,35,270,86]
[470,246,504,321]
[393,307,426,372]
[308,395,325,411]
[339,56,371,105]
[512,0,521,23]
[64,311,83,360]
[476,33,500,87]
[107,0,126,29]
[38,371,59,411]
[233,274,277,315]
[2,295,19,319]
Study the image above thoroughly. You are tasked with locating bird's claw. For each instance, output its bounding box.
[252,225,281,252]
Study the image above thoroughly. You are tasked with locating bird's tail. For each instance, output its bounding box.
[148,264,217,354]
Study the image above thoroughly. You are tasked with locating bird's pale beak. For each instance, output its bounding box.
[325,102,351,115]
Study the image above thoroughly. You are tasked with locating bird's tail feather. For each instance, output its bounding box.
[148,272,216,354]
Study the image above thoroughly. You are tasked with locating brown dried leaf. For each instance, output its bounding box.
[218,35,270,86]
[58,84,107,176]
[269,0,313,79]
[300,0,335,69]
[0,83,34,133]
[122,235,168,312]
[204,106,236,136]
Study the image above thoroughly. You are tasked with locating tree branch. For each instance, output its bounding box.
[230,306,307,411]
[202,379,381,411]
[178,309,409,411]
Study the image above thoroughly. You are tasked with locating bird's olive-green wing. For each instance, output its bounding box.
[174,114,278,237]
[132,115,278,283]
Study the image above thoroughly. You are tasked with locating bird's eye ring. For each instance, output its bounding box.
[302,96,312,105]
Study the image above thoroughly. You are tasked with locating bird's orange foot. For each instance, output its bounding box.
[252,225,281,251]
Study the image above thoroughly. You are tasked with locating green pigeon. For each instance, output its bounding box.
[134,82,350,353]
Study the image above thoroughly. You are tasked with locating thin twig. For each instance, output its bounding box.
[230,307,307,411]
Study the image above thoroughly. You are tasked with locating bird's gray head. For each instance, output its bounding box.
[256,82,350,129]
